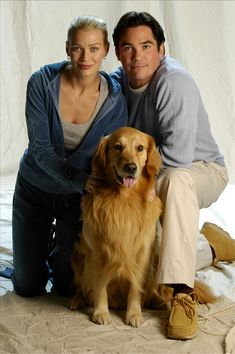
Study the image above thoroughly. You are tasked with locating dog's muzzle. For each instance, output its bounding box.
[113,163,137,188]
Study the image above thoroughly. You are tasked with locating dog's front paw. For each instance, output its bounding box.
[69,294,85,310]
[125,312,143,327]
[92,311,110,325]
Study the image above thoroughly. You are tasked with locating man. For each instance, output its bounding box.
[111,11,235,340]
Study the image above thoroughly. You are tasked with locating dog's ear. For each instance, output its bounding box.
[92,135,109,177]
[145,136,162,177]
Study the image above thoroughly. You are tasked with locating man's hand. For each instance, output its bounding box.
[147,187,157,202]
[147,176,158,201]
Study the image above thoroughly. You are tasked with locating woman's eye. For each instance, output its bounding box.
[137,145,144,152]
[90,47,99,52]
[71,46,82,52]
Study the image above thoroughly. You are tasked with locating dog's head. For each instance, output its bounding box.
[92,127,162,188]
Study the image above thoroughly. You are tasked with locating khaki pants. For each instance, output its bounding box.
[156,161,229,288]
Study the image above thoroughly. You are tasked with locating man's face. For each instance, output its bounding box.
[116,25,164,89]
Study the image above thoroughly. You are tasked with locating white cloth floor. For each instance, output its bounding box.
[0,175,235,354]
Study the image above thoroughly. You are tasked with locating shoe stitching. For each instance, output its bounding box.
[159,292,199,315]
[172,292,198,319]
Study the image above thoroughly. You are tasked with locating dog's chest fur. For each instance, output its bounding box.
[81,188,161,270]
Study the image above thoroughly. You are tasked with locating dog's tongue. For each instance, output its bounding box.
[123,176,136,188]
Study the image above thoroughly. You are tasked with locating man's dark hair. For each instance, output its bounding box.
[112,11,165,50]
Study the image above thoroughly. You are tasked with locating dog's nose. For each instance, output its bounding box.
[124,163,137,174]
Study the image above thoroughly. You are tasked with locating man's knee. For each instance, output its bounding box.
[158,168,194,196]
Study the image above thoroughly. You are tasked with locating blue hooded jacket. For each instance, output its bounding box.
[19,61,128,194]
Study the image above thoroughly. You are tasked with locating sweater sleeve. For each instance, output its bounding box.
[105,93,128,135]
[156,71,200,167]
[109,67,124,87]
[26,73,89,194]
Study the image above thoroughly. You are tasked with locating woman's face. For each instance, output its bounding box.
[66,28,109,78]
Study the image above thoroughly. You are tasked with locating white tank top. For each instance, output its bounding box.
[61,75,108,151]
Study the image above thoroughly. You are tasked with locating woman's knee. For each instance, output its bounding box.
[12,265,48,297]
[12,277,47,297]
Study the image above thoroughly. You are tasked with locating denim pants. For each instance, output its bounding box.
[12,173,82,297]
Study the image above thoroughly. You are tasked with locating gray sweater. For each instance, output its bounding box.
[111,56,225,168]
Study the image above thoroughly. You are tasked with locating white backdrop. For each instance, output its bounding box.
[1,0,235,182]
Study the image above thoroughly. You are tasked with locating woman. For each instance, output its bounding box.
[12,15,128,297]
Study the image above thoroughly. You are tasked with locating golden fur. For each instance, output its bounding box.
[69,127,216,327]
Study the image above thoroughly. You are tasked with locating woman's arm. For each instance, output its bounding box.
[26,73,89,194]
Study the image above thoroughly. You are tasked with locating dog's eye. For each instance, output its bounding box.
[114,143,122,151]
[137,145,144,152]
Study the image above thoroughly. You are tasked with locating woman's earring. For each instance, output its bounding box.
[103,56,106,59]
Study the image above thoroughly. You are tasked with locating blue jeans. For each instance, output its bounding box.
[12,173,82,297]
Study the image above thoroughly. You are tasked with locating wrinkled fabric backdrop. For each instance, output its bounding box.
[1,0,235,183]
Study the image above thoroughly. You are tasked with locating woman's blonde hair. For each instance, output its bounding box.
[67,15,109,45]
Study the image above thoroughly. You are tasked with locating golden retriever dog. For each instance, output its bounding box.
[69,127,216,327]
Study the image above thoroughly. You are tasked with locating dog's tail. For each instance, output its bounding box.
[194,279,217,304]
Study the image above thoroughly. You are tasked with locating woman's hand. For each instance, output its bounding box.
[84,175,104,194]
